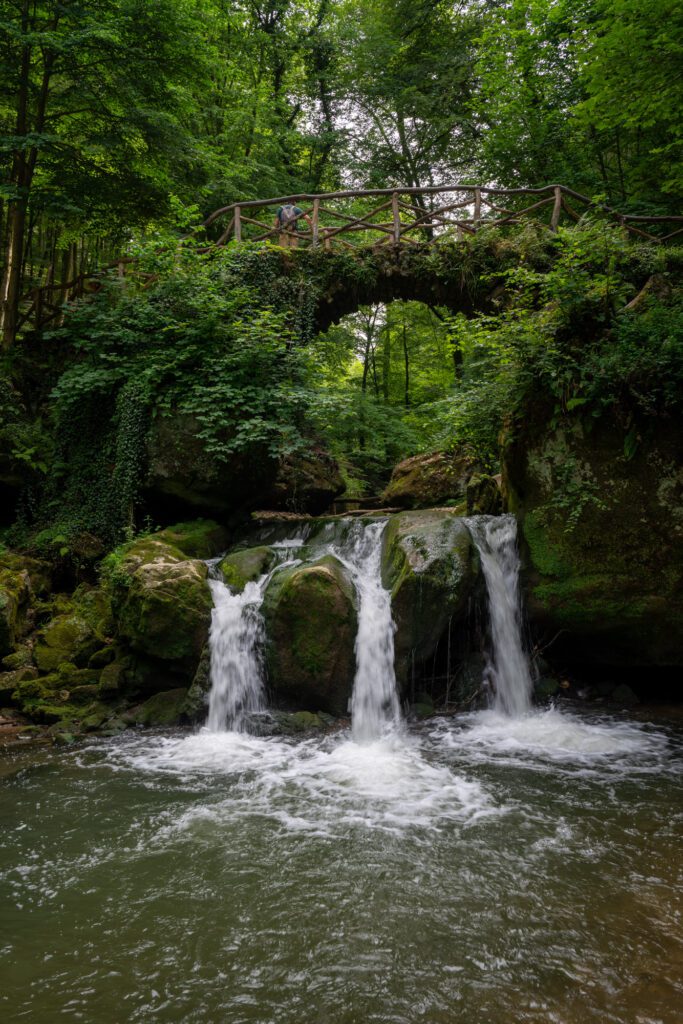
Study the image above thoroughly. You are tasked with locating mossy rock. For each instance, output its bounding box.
[129,688,189,727]
[0,666,38,705]
[271,710,328,734]
[219,546,274,592]
[97,657,130,696]
[0,564,31,658]
[109,537,212,666]
[155,520,229,560]
[504,408,683,670]
[262,556,357,715]
[466,474,503,516]
[34,612,98,672]
[182,643,211,722]
[382,450,481,510]
[381,510,480,685]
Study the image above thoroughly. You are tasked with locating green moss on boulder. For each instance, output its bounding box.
[382,450,481,509]
[128,688,189,727]
[0,564,31,658]
[504,408,683,669]
[109,537,212,666]
[381,510,479,685]
[219,546,274,592]
[155,519,229,559]
[262,555,357,715]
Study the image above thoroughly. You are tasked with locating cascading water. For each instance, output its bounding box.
[205,518,401,739]
[466,514,534,717]
[206,575,271,732]
[334,519,402,742]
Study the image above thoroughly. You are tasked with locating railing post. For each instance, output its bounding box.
[392,192,401,244]
[473,187,481,229]
[550,186,562,231]
[234,205,242,242]
[312,197,320,247]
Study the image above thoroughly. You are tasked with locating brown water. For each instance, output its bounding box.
[1,706,681,1024]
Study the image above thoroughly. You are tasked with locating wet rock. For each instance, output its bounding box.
[262,556,357,715]
[219,546,274,592]
[182,644,211,722]
[611,683,640,706]
[382,450,481,510]
[534,676,560,701]
[381,510,479,686]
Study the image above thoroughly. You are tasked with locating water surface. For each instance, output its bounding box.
[1,707,681,1023]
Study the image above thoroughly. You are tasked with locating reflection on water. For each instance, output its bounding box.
[1,706,682,1024]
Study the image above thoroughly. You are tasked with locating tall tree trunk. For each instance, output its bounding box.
[402,323,410,407]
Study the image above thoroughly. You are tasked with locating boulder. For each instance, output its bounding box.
[146,414,343,519]
[267,449,344,514]
[466,473,503,516]
[128,688,189,727]
[0,564,31,657]
[381,510,480,685]
[262,556,357,715]
[219,546,274,592]
[108,537,212,667]
[154,519,229,559]
[504,408,683,669]
[382,450,481,509]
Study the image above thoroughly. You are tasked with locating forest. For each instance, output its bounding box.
[1,4,683,1023]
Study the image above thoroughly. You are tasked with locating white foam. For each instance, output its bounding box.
[434,707,669,766]
[108,729,495,837]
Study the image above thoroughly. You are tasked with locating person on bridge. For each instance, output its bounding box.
[274,203,312,248]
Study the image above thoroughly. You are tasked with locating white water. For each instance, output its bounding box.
[334,520,402,742]
[467,515,534,717]
[206,518,401,740]
[206,576,272,732]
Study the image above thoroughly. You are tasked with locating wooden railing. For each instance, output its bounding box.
[201,183,683,250]
[15,183,683,333]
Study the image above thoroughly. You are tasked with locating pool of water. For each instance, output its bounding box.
[1,706,682,1023]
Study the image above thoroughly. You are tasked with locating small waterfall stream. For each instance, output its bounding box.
[206,518,401,739]
[466,514,534,717]
[206,575,271,733]
[335,520,401,741]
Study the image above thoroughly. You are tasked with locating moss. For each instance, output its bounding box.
[219,546,274,592]
[382,450,480,509]
[381,510,479,684]
[262,557,357,715]
[0,564,30,657]
[155,520,229,559]
[108,535,212,666]
[130,688,189,727]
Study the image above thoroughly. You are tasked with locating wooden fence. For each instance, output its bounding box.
[200,183,683,250]
[16,183,683,333]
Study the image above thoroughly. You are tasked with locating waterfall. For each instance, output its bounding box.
[206,576,271,732]
[466,514,534,717]
[205,518,402,740]
[335,519,402,742]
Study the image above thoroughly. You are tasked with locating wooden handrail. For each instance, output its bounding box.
[13,182,681,334]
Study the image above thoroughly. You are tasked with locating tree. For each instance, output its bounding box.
[0,0,213,348]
